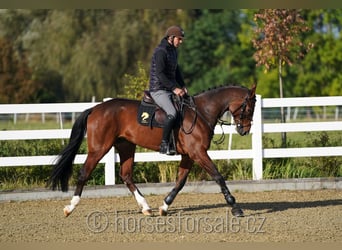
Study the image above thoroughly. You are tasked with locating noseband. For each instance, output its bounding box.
[229,91,255,130]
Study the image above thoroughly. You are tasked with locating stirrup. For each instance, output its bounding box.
[159,141,168,154]
[168,130,177,155]
[167,145,176,155]
[160,141,176,155]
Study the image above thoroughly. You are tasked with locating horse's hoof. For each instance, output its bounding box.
[142,209,153,216]
[63,207,71,217]
[159,207,167,216]
[231,207,244,217]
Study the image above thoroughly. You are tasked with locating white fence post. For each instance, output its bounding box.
[252,94,263,180]
[102,98,116,185]
[104,147,116,185]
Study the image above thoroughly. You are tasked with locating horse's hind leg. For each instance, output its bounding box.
[159,155,194,216]
[116,140,152,216]
[63,151,104,216]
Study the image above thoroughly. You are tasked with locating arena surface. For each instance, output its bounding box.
[0,189,341,242]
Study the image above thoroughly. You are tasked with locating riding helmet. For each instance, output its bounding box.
[165,25,185,38]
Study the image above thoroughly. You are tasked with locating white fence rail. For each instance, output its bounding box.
[1,95,342,185]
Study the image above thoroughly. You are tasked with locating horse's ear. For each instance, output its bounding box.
[250,83,257,96]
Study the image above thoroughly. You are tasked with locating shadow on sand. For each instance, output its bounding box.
[168,198,342,216]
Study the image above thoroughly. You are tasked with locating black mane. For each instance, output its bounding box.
[193,84,248,96]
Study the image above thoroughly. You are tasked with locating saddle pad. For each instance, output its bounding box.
[137,102,163,128]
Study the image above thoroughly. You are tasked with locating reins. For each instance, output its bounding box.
[178,95,199,134]
[213,100,248,145]
[213,118,233,145]
[178,92,252,145]
[178,95,233,145]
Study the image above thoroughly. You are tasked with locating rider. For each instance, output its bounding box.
[149,25,188,155]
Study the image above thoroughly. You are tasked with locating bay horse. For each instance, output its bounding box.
[48,83,257,217]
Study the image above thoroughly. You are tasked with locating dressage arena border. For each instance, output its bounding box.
[0,177,341,202]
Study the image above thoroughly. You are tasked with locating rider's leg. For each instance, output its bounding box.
[150,90,177,155]
[160,114,176,154]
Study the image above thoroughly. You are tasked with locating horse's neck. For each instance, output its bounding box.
[194,92,228,127]
[194,87,247,127]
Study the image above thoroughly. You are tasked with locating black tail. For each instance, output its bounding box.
[48,108,93,192]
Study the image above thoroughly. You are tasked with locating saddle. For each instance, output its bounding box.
[137,90,178,128]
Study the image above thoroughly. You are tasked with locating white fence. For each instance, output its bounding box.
[0,95,342,185]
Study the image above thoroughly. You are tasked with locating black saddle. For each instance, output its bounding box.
[142,90,155,105]
[137,90,166,128]
[137,91,169,128]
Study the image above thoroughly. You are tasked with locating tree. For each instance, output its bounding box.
[179,10,254,93]
[16,9,189,102]
[252,9,313,147]
[5,9,341,105]
[118,61,149,100]
[294,9,342,97]
[0,37,38,103]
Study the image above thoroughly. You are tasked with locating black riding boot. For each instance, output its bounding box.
[160,115,176,155]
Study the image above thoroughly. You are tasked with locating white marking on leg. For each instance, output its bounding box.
[159,201,169,216]
[64,195,80,215]
[133,190,150,211]
[71,195,80,206]
[160,201,169,212]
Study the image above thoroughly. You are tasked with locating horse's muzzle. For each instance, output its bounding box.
[236,125,250,136]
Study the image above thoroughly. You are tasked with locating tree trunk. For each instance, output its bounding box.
[279,58,287,148]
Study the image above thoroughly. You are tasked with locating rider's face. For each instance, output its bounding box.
[173,37,183,47]
[169,36,183,48]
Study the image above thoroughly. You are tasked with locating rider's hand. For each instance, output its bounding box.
[173,87,185,97]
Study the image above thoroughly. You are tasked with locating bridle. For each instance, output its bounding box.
[178,91,255,144]
[214,93,255,144]
[228,92,255,131]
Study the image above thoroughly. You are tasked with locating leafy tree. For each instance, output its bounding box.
[8,9,189,102]
[1,9,341,104]
[0,37,38,103]
[32,69,64,102]
[252,10,342,98]
[180,10,254,93]
[252,9,312,147]
[118,61,149,100]
[293,9,342,97]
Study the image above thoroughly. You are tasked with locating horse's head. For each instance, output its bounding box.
[229,83,257,136]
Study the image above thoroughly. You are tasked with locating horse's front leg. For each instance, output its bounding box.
[159,155,193,216]
[214,173,244,217]
[116,142,152,216]
[196,152,244,217]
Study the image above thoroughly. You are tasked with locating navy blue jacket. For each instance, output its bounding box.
[149,38,185,92]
